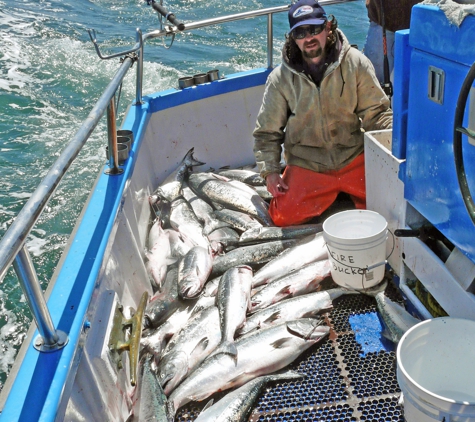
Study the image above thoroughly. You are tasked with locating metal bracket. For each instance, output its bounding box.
[108,292,148,386]
[87,28,143,61]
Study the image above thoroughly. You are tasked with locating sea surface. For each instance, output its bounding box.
[0,0,369,390]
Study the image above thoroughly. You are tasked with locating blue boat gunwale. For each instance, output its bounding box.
[0,67,271,421]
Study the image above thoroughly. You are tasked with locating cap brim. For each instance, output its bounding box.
[290,18,326,33]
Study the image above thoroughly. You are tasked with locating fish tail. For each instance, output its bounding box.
[215,340,238,360]
[184,147,206,167]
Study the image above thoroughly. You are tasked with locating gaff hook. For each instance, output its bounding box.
[87,28,143,60]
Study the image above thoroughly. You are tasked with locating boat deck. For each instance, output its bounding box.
[175,277,405,422]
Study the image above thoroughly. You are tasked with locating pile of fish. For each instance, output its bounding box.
[132,148,340,421]
[134,148,420,421]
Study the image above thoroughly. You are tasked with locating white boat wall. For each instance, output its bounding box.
[0,1,474,421]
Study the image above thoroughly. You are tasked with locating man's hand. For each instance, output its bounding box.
[266,173,289,197]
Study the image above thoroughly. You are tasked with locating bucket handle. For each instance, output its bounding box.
[325,229,395,285]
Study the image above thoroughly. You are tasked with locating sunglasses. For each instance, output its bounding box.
[291,24,326,40]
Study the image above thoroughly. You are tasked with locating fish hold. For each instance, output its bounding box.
[363,281,421,343]
[150,148,205,204]
[188,172,273,226]
[252,232,327,288]
[210,239,298,278]
[194,370,303,422]
[214,265,253,358]
[167,318,329,419]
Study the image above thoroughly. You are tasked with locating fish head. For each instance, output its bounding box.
[179,278,202,299]
[286,319,330,341]
[157,351,188,395]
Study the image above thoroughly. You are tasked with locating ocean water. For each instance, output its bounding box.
[0,0,369,389]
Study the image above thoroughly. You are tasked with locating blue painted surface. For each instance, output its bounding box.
[0,71,266,421]
[397,4,475,262]
[409,5,475,67]
[349,312,394,356]
[392,30,410,160]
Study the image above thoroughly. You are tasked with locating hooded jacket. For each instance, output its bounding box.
[253,29,392,179]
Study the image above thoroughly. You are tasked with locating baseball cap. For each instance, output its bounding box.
[288,0,327,32]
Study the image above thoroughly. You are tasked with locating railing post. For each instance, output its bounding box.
[105,96,123,175]
[135,28,144,105]
[267,13,274,69]
[13,247,68,352]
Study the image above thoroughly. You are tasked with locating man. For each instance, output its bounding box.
[253,0,392,227]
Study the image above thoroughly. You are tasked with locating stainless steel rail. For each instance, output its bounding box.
[0,56,135,350]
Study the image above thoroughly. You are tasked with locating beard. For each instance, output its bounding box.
[302,46,323,59]
[301,38,324,60]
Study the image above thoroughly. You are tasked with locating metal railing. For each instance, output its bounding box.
[0,0,348,352]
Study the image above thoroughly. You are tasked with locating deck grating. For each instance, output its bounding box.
[175,279,405,422]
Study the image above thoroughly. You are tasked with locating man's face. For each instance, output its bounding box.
[292,23,329,63]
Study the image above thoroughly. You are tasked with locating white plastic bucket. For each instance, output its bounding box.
[322,210,388,290]
[397,318,475,422]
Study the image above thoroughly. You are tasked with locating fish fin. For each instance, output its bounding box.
[211,173,230,182]
[263,311,282,324]
[270,337,294,349]
[286,319,324,339]
[381,328,399,343]
[275,285,292,300]
[301,309,322,318]
[200,399,215,414]
[190,337,210,359]
[214,340,238,362]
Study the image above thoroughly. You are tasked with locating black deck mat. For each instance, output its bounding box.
[175,278,405,422]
